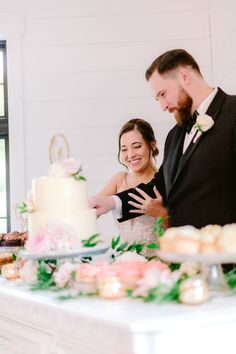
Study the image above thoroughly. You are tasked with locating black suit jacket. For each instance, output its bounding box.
[117,88,236,228]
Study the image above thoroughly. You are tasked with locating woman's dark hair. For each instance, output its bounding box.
[145,49,202,80]
[118,118,159,167]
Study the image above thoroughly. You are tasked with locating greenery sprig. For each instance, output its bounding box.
[16,202,28,214]
[111,235,145,259]
[224,266,236,289]
[31,259,57,291]
[127,280,181,304]
[72,167,86,181]
[153,217,165,237]
[81,234,101,247]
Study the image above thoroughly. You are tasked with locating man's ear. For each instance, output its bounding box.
[177,67,191,85]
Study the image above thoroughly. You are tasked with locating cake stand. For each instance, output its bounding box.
[19,243,110,261]
[157,251,236,296]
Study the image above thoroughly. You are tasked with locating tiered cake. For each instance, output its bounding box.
[22,136,98,252]
[28,173,97,246]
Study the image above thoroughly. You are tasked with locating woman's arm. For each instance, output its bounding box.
[97,171,126,196]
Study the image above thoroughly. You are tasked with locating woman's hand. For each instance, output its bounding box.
[128,186,168,226]
[89,196,116,217]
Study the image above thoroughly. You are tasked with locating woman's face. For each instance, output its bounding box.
[120,129,152,173]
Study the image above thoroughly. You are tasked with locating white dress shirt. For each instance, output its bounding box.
[113,87,218,218]
[183,88,218,153]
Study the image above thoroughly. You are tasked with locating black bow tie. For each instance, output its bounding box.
[185,111,198,133]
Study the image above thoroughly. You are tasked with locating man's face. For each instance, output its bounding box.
[148,70,192,126]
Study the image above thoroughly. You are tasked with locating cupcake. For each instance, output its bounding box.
[159,227,178,252]
[216,223,236,253]
[200,224,222,253]
[173,226,201,254]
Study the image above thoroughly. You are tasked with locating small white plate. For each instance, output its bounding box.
[19,243,110,260]
[157,250,236,264]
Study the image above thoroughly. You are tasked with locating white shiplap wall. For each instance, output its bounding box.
[209,0,236,93]
[0,0,212,237]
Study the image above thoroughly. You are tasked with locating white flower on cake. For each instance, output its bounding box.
[193,114,214,143]
[49,158,86,181]
[25,220,78,253]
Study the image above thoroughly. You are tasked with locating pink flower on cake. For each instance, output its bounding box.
[48,158,82,178]
[25,220,78,253]
[25,230,54,253]
[43,220,78,251]
[60,158,81,175]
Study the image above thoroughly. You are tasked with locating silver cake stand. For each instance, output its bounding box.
[157,251,236,295]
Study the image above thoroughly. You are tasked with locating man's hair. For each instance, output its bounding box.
[145,49,202,80]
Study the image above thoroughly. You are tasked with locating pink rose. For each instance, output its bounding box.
[25,231,53,253]
[60,158,81,176]
[45,220,78,250]
[53,261,76,288]
[19,260,38,284]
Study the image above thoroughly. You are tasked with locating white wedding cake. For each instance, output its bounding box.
[25,157,97,252]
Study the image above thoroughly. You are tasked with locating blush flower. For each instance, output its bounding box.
[48,158,81,177]
[19,260,38,284]
[53,261,76,288]
[25,230,53,253]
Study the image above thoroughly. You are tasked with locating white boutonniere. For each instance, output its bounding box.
[193,114,214,143]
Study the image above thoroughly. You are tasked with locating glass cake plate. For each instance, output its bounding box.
[156,251,236,265]
[19,243,110,260]
[157,250,236,295]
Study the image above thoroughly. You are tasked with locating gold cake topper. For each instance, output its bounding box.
[49,134,71,163]
[13,203,27,233]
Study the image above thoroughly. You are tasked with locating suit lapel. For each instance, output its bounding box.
[163,127,185,195]
[168,88,227,195]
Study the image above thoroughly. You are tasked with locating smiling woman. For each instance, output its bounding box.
[94,118,160,255]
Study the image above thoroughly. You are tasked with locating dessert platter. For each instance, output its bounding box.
[157,224,236,294]
[156,250,236,264]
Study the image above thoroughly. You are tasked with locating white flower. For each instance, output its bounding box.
[193,114,214,143]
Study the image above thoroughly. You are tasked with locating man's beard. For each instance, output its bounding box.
[174,89,193,127]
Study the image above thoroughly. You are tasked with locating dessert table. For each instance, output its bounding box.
[0,278,235,354]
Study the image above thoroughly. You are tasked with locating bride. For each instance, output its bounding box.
[95,118,160,256]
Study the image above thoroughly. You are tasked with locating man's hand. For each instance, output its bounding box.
[89,196,116,217]
[128,186,168,224]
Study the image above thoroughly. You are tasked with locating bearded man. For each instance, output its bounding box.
[90,49,236,228]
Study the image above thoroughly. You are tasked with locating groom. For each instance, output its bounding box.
[90,49,236,228]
